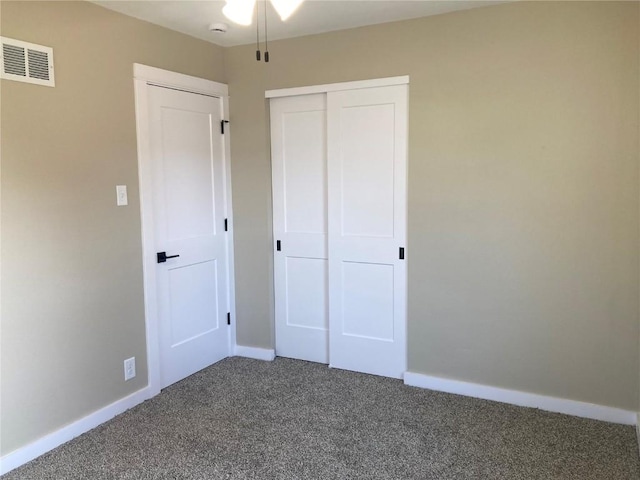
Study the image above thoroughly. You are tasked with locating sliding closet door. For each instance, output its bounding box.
[327,85,408,378]
[271,94,329,364]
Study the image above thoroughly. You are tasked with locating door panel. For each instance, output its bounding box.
[340,103,395,238]
[149,85,229,388]
[272,94,329,364]
[283,109,326,234]
[341,261,395,341]
[328,85,408,379]
[161,108,218,240]
[168,260,219,345]
[286,257,328,330]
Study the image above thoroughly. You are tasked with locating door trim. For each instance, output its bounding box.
[133,64,236,397]
[265,75,409,99]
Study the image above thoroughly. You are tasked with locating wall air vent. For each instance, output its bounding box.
[1,37,54,87]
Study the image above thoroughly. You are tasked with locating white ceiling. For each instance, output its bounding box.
[93,0,503,47]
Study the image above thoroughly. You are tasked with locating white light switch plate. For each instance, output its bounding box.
[116,185,128,206]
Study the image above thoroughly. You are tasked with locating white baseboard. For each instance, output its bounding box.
[404,372,637,426]
[0,387,151,476]
[234,345,276,361]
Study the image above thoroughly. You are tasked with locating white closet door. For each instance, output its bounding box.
[271,94,329,363]
[327,85,408,378]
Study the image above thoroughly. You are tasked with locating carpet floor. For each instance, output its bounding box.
[4,357,640,479]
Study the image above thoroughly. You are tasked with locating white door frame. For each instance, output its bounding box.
[134,64,236,397]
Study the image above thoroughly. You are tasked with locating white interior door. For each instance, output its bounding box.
[148,85,230,388]
[271,94,329,364]
[327,85,408,378]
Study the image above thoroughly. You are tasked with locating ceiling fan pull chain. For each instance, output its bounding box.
[264,0,269,62]
[255,1,261,61]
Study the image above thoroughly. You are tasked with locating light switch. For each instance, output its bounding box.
[116,185,128,206]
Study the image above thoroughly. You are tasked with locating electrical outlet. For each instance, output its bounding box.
[124,357,136,381]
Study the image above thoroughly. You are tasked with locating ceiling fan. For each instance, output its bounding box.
[222,0,304,62]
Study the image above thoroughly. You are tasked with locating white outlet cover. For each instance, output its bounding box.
[116,185,128,206]
[124,357,136,381]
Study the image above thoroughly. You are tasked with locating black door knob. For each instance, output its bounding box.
[157,251,180,263]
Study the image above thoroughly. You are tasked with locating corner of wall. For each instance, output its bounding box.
[636,413,640,457]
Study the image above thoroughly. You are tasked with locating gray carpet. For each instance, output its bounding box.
[4,357,640,479]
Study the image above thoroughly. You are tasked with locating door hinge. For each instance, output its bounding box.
[227,312,231,325]
[221,120,229,134]
[399,247,405,260]
[224,218,228,231]
[276,240,281,251]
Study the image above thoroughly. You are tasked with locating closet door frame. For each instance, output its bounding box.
[266,76,409,99]
[266,75,409,376]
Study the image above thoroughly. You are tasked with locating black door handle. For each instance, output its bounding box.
[157,251,180,263]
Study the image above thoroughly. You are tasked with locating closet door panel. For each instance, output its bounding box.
[271,94,329,364]
[328,85,408,379]
[282,109,326,234]
[340,103,395,238]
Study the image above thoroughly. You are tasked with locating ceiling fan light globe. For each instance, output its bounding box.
[222,0,256,26]
[270,0,304,21]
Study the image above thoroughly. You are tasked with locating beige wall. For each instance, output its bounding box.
[225,1,640,410]
[1,0,638,460]
[0,1,225,455]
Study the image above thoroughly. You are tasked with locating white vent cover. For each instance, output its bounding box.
[1,37,54,87]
